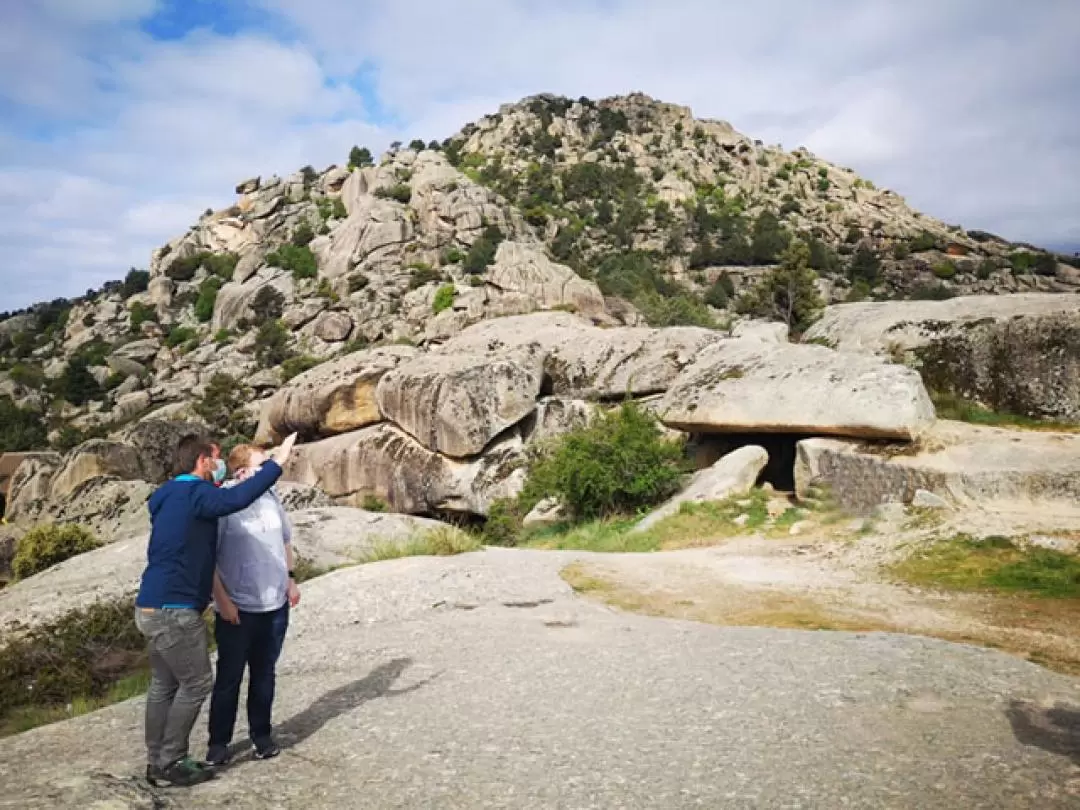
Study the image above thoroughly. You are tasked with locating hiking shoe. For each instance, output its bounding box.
[160,756,216,787]
[145,764,165,786]
[253,740,280,760]
[205,744,231,766]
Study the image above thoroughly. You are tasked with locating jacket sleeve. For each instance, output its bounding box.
[191,461,284,519]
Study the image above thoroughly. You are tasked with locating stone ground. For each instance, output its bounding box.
[1,547,1079,809]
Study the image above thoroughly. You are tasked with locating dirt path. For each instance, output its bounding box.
[561,500,1080,675]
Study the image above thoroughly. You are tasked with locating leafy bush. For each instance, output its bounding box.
[976,258,998,280]
[348,273,370,293]
[360,494,388,512]
[749,211,790,264]
[348,146,373,169]
[1034,253,1059,276]
[441,246,465,265]
[634,291,715,328]
[266,244,318,280]
[12,524,100,580]
[291,222,315,248]
[408,263,442,290]
[120,268,150,298]
[194,277,222,322]
[704,277,730,308]
[482,498,525,546]
[932,261,958,279]
[165,251,237,282]
[848,246,882,286]
[281,355,322,381]
[128,301,157,332]
[463,225,504,274]
[909,232,938,252]
[736,240,824,334]
[0,396,47,452]
[248,285,285,322]
[908,282,956,301]
[0,597,145,724]
[521,401,684,521]
[194,373,254,436]
[332,197,347,219]
[432,284,457,314]
[374,184,412,204]
[49,357,102,406]
[7,363,44,389]
[254,320,292,367]
[165,326,196,348]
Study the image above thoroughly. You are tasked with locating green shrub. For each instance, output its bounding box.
[0,597,145,725]
[120,268,150,298]
[12,524,100,580]
[736,240,823,334]
[1034,253,1059,276]
[214,329,232,345]
[0,396,47,452]
[908,282,956,301]
[463,225,504,274]
[909,232,938,252]
[255,320,291,367]
[348,145,374,169]
[521,401,684,521]
[704,277,730,308]
[332,198,347,219]
[932,261,958,279]
[481,499,525,546]
[441,246,465,265]
[348,273,370,293]
[976,258,998,280]
[49,357,102,406]
[194,373,254,436]
[408,263,442,289]
[128,301,157,332]
[432,284,457,314]
[281,355,322,381]
[848,246,882,286]
[360,494,388,512]
[194,277,223,322]
[7,363,44,389]
[291,222,315,248]
[374,184,412,204]
[165,326,196,348]
[892,242,911,260]
[266,244,318,280]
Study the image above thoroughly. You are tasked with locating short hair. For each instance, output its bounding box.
[226,443,259,475]
[173,434,216,476]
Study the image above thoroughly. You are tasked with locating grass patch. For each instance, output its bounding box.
[0,669,150,737]
[931,391,1080,432]
[893,534,1080,598]
[359,526,481,563]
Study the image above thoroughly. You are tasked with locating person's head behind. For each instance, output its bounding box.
[173,434,223,482]
[226,443,268,481]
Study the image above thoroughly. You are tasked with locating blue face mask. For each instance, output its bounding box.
[212,458,227,484]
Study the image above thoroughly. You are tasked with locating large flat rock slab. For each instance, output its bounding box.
[0,549,1077,808]
[659,341,936,441]
[796,420,1080,511]
[804,294,1080,421]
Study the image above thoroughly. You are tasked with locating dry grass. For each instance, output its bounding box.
[360,526,482,563]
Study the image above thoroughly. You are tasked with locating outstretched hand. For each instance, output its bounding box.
[267,432,298,466]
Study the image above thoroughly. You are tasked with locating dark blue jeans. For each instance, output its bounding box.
[208,602,289,749]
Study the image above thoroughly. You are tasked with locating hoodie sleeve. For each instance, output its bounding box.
[191,461,284,519]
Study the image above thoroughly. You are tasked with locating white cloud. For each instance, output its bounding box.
[1,0,1077,310]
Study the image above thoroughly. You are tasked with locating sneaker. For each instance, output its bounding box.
[253,740,280,760]
[160,756,216,787]
[205,744,231,767]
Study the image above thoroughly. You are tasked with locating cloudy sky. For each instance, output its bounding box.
[1,0,1077,311]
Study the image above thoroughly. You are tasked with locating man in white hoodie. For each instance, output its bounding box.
[205,444,300,765]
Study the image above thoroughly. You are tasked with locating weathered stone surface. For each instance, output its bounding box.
[211,270,295,332]
[659,341,936,441]
[115,419,208,483]
[48,441,144,502]
[634,445,769,532]
[794,421,1080,511]
[111,339,160,365]
[255,346,417,443]
[376,349,544,457]
[289,506,452,567]
[523,497,567,527]
[803,294,1080,420]
[282,423,524,516]
[113,390,151,421]
[106,355,147,378]
[4,453,62,524]
[310,310,353,342]
[438,312,728,399]
[46,478,154,544]
[276,481,335,512]
[235,176,260,194]
[486,242,607,319]
[520,397,596,444]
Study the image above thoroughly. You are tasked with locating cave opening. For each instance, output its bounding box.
[686,432,814,493]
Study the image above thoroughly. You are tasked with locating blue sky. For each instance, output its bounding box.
[1,0,1078,310]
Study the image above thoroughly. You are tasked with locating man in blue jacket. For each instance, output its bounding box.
[134,432,296,787]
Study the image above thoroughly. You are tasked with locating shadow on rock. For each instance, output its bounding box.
[1007,699,1080,765]
[225,657,432,762]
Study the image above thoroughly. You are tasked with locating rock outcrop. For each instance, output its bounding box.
[794,421,1080,511]
[804,294,1080,420]
[634,445,769,532]
[375,348,545,457]
[659,341,937,441]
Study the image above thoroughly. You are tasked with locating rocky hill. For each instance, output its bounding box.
[1,92,1078,527]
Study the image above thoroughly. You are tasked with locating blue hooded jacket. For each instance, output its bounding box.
[135,461,284,611]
